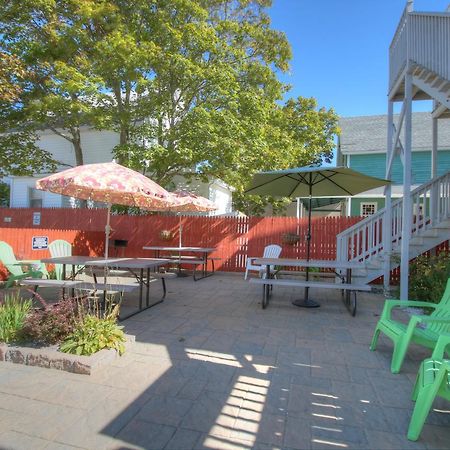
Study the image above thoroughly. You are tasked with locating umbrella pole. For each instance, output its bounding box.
[293,180,320,308]
[105,203,111,260]
[177,214,189,277]
[103,203,112,289]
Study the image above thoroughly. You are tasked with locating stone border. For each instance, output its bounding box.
[0,334,135,375]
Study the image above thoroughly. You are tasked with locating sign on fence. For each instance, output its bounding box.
[32,236,48,250]
[32,212,41,226]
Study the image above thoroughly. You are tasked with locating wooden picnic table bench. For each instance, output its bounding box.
[142,246,220,281]
[249,277,371,316]
[249,257,370,316]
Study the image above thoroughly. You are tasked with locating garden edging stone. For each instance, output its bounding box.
[0,334,135,375]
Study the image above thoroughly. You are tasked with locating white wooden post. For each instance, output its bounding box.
[383,101,394,291]
[432,117,438,179]
[400,72,413,300]
[431,116,438,224]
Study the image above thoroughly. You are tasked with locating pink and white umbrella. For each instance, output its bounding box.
[169,190,218,247]
[36,162,177,258]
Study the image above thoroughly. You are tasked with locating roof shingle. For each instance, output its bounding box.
[339,112,450,154]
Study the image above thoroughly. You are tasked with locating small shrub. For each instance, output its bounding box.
[409,252,450,304]
[0,291,32,343]
[60,315,126,356]
[22,294,84,345]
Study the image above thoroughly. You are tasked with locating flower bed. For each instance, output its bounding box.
[0,289,132,374]
[0,334,135,375]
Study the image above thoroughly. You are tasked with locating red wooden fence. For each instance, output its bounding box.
[0,208,362,280]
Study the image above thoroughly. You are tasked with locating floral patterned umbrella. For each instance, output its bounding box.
[169,191,218,247]
[36,162,177,258]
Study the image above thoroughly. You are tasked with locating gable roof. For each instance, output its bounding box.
[339,112,450,155]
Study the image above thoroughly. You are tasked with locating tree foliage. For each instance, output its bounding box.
[0,0,339,214]
[0,48,56,178]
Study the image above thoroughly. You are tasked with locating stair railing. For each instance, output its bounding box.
[336,171,450,265]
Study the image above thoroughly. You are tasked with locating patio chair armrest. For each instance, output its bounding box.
[431,333,450,359]
[382,300,437,319]
[416,316,450,323]
[246,257,260,266]
[404,316,450,342]
[18,259,44,264]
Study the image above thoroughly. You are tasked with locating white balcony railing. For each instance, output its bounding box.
[336,171,450,265]
[389,6,450,93]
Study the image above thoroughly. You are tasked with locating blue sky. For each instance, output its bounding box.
[269,0,450,118]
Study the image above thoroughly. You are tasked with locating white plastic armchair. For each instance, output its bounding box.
[49,239,80,280]
[244,244,282,280]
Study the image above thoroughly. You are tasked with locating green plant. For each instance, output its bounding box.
[0,291,32,343]
[409,252,450,305]
[159,230,173,241]
[60,315,126,356]
[22,293,85,345]
[47,269,57,280]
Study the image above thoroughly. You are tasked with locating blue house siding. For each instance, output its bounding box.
[350,150,450,184]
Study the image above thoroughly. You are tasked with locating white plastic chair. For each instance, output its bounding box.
[49,239,80,280]
[244,244,282,280]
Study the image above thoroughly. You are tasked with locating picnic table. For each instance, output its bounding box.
[39,256,172,320]
[249,258,371,316]
[142,246,218,281]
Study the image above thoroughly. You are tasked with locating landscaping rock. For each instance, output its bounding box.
[0,334,135,375]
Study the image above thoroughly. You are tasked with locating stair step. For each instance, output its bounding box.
[419,229,439,238]
[439,81,450,92]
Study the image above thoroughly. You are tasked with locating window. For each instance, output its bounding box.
[28,188,43,208]
[360,202,377,217]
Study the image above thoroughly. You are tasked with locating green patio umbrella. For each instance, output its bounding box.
[245,166,390,308]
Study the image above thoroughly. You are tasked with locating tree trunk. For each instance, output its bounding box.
[72,129,84,166]
[120,127,128,145]
[71,128,87,207]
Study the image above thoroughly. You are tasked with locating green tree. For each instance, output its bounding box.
[0,0,107,167]
[0,0,338,216]
[0,50,56,178]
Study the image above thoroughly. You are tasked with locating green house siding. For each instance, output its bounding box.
[350,150,450,185]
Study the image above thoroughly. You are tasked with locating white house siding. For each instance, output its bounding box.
[10,128,235,211]
[10,128,119,207]
[9,177,62,208]
[209,183,233,215]
[36,128,118,168]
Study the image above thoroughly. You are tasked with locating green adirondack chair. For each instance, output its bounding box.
[370,278,450,373]
[0,241,47,288]
[407,333,450,441]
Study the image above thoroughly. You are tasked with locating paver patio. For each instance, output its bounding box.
[1,274,449,449]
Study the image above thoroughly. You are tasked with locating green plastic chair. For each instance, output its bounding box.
[407,333,450,441]
[370,279,450,373]
[0,241,47,288]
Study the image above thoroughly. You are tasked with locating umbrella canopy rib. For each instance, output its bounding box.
[314,172,355,196]
[245,173,294,193]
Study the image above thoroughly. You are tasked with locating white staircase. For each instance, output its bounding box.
[336,171,450,285]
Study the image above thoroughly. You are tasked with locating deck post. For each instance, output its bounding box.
[431,114,438,225]
[400,72,413,300]
[383,101,394,291]
[432,116,438,179]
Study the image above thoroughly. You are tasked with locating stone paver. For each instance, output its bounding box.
[0,274,449,449]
